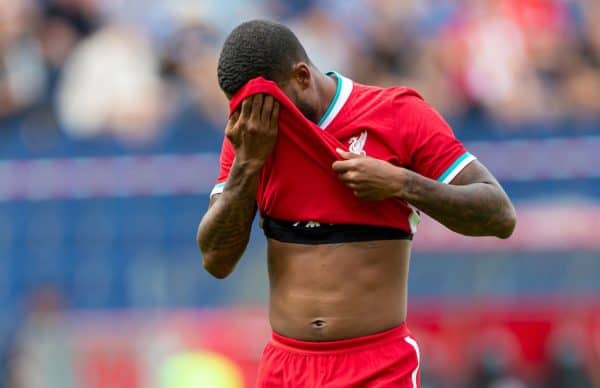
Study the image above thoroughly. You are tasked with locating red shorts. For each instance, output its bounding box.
[255,323,420,388]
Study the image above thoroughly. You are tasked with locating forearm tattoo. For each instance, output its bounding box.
[402,161,515,238]
[197,162,260,274]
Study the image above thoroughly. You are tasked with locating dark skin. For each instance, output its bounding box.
[197,63,516,340]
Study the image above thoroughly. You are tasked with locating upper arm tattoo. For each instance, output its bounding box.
[449,160,499,187]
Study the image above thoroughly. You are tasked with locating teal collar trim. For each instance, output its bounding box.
[318,71,342,127]
[317,71,353,130]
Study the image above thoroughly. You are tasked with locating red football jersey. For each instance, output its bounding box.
[211,72,475,234]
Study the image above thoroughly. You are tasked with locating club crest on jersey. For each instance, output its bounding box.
[349,130,368,156]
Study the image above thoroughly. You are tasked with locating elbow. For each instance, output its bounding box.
[201,253,234,279]
[196,233,233,279]
[495,203,517,239]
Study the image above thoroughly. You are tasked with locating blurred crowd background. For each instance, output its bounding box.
[1,0,599,387]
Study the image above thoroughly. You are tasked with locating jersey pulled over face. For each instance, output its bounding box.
[212,72,476,234]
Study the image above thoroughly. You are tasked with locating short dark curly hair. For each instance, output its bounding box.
[217,20,310,96]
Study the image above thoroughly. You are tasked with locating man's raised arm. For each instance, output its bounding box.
[197,94,279,278]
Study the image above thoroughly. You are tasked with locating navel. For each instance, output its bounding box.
[310,319,328,329]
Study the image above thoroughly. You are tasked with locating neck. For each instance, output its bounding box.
[315,71,338,123]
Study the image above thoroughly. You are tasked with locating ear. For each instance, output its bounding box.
[291,63,312,90]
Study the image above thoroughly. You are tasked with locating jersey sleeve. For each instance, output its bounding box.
[402,96,476,183]
[210,137,235,197]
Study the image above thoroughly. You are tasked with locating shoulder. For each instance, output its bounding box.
[352,82,424,100]
[386,86,431,115]
[358,83,453,139]
[385,87,447,128]
[348,82,426,118]
[352,82,428,113]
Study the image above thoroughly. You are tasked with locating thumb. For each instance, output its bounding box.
[336,148,361,160]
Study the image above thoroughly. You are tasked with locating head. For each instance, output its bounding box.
[217,20,321,122]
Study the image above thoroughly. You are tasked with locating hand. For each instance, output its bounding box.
[332,149,405,201]
[226,94,280,169]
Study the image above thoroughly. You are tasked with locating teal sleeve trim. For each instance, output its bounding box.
[437,152,474,183]
[210,182,226,196]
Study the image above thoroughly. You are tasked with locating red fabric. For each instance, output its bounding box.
[216,136,234,184]
[255,323,420,388]
[218,77,468,232]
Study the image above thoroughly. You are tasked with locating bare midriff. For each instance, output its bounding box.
[267,238,411,341]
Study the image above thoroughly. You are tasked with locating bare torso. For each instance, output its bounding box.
[267,239,411,341]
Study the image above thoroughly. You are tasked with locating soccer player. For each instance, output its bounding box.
[197,20,516,388]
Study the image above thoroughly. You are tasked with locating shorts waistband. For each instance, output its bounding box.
[270,323,411,354]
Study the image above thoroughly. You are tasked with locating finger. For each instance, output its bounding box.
[261,95,274,124]
[240,97,252,120]
[250,94,264,121]
[353,190,373,200]
[344,181,359,190]
[228,110,240,126]
[225,111,240,137]
[270,101,280,129]
[332,160,354,173]
[336,148,361,160]
[357,192,376,201]
[338,171,361,183]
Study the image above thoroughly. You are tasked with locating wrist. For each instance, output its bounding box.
[392,166,412,200]
[234,158,265,174]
